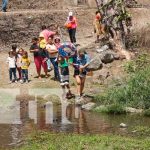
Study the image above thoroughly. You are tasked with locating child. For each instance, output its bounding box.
[73,49,90,99]
[58,55,74,99]
[39,34,48,77]
[6,51,17,83]
[16,48,24,81]
[21,51,30,83]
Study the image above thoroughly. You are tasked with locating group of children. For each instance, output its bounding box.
[7,45,30,84]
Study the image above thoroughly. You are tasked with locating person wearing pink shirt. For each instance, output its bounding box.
[40,25,56,43]
[40,25,56,71]
[65,12,77,44]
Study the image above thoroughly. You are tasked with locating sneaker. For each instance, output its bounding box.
[20,80,24,84]
[15,80,18,83]
[8,81,12,84]
[26,80,29,84]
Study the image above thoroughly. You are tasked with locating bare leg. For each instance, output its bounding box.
[80,77,86,96]
[75,75,81,96]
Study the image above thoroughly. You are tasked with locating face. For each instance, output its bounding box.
[18,49,23,55]
[48,37,53,44]
[55,39,60,43]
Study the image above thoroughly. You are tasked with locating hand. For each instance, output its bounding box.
[80,65,85,69]
[35,49,39,52]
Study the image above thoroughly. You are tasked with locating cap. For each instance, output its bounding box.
[39,33,44,38]
[69,12,73,16]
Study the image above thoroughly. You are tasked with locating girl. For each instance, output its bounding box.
[73,49,90,100]
[16,48,24,81]
[21,51,30,83]
[6,51,17,83]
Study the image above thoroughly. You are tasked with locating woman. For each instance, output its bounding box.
[46,36,60,81]
[30,37,48,78]
[65,12,77,44]
[73,49,90,100]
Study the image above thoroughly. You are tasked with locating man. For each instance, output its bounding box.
[2,0,8,12]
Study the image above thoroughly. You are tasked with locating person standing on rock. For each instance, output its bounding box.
[65,12,77,45]
[2,0,8,12]
[73,49,90,101]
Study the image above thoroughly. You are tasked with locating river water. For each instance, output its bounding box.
[0,102,150,149]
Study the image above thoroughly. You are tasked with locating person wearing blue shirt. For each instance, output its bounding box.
[2,0,8,12]
[73,49,90,99]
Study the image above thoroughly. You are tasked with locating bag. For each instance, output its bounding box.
[65,22,72,29]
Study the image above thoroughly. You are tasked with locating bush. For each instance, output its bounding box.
[144,109,150,117]
[94,66,150,109]
[94,104,126,115]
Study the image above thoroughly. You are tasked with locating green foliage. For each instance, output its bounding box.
[94,54,150,110]
[94,104,126,115]
[124,53,150,73]
[16,132,150,150]
[132,126,150,137]
[144,109,150,117]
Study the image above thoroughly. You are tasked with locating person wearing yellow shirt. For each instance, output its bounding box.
[21,51,30,83]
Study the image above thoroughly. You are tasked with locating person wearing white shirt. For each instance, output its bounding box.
[6,51,17,83]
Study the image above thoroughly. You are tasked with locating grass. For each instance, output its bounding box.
[15,132,150,150]
[94,104,126,115]
[93,53,150,113]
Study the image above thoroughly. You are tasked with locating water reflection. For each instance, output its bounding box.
[0,97,150,148]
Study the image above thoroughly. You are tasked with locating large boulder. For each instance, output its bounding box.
[88,56,103,71]
[100,51,115,64]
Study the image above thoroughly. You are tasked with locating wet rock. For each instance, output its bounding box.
[96,45,109,53]
[125,107,143,113]
[120,123,127,128]
[88,57,103,71]
[82,102,96,111]
[100,51,115,64]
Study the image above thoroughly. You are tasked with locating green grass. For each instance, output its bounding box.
[94,104,126,114]
[15,132,150,150]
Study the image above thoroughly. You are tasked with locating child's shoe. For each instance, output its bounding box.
[8,81,12,84]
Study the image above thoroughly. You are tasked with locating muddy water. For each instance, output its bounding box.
[0,103,150,149]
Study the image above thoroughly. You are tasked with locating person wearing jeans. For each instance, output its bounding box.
[46,36,60,81]
[2,0,8,12]
[65,12,77,44]
[50,57,60,80]
[21,69,28,82]
[9,68,17,82]
[68,28,76,44]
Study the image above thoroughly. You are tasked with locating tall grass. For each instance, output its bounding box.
[94,54,150,109]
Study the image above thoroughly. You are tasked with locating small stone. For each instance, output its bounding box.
[82,102,96,111]
[120,123,127,128]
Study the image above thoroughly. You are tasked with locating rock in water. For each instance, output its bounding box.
[120,123,127,128]
[88,57,103,71]
[82,103,96,111]
[100,51,115,64]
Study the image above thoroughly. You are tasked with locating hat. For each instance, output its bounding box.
[69,12,73,16]
[39,33,44,38]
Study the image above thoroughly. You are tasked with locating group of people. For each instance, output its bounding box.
[6,12,90,100]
